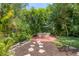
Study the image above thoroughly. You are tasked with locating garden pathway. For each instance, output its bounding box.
[11,35,77,56]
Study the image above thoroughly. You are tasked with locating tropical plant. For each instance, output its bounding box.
[0,37,15,56]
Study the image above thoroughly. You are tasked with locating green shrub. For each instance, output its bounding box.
[10,32,32,43]
[16,32,32,42]
[0,37,15,56]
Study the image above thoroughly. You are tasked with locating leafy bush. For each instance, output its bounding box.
[16,32,32,42]
[0,37,15,56]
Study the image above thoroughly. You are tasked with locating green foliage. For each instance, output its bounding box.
[53,41,63,48]
[1,3,79,37]
[23,7,51,35]
[0,3,30,56]
[57,36,79,48]
[48,4,79,37]
[19,4,79,37]
[16,32,32,42]
[0,37,15,56]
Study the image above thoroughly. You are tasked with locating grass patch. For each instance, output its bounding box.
[55,36,79,48]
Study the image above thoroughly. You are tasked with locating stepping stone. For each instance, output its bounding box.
[38,43,43,46]
[38,49,46,54]
[37,41,41,43]
[24,54,31,56]
[33,42,36,44]
[37,41,43,45]
[28,48,34,52]
[39,45,44,48]
[30,45,35,47]
[76,52,79,56]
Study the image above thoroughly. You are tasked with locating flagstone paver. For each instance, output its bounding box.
[76,52,79,56]
[38,49,46,53]
[39,45,44,48]
[28,47,34,52]
[33,42,36,44]
[30,45,35,47]
[24,54,31,56]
